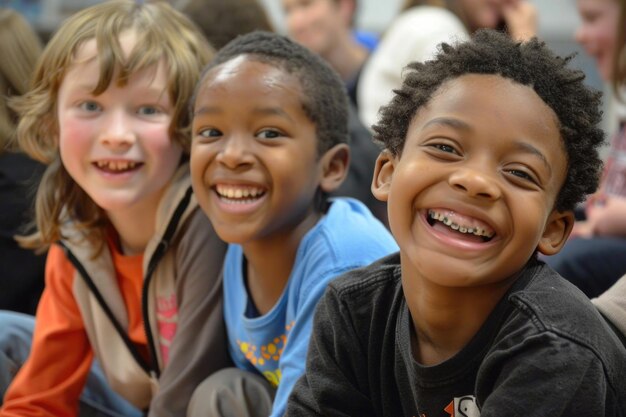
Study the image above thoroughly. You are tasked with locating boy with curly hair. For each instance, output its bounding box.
[287,30,626,416]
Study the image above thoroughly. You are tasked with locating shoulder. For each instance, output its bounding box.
[46,244,76,276]
[41,244,81,297]
[326,253,402,307]
[508,262,610,337]
[155,164,195,235]
[176,206,222,247]
[305,198,397,269]
[500,262,626,383]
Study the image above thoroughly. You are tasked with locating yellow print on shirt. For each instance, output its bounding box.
[237,321,295,387]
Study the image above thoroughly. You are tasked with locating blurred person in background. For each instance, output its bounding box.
[357,0,537,129]
[282,0,389,225]
[546,0,626,299]
[0,7,46,316]
[281,0,369,108]
[181,0,275,50]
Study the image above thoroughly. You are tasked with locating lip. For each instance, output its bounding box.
[419,205,500,252]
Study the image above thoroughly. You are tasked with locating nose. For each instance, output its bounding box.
[215,134,253,170]
[99,110,135,151]
[448,166,501,200]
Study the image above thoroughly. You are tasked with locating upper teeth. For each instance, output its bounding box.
[96,160,138,171]
[216,185,265,199]
[428,209,494,239]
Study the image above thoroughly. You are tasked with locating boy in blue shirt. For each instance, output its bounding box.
[287,30,626,416]
[188,31,397,417]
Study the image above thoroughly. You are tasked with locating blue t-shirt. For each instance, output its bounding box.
[223,198,398,417]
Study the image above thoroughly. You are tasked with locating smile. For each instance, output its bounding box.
[427,209,495,241]
[214,184,267,203]
[94,160,141,173]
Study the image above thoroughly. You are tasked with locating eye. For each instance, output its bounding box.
[424,141,461,157]
[505,168,540,187]
[79,101,101,112]
[138,106,160,116]
[432,143,458,154]
[197,127,222,138]
[256,129,284,140]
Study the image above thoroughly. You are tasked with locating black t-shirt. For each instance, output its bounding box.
[287,253,626,417]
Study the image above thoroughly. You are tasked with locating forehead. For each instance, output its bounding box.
[73,30,136,64]
[67,30,169,90]
[197,55,305,104]
[409,74,563,154]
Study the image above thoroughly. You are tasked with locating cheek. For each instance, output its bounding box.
[190,145,211,183]
[58,117,92,168]
[598,28,618,55]
[143,129,183,186]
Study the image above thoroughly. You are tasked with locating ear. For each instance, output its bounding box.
[371,149,395,202]
[536,209,575,256]
[319,143,350,193]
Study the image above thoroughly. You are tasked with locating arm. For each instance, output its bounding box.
[583,195,626,236]
[1,245,93,417]
[285,283,374,417]
[147,210,230,417]
[478,333,621,416]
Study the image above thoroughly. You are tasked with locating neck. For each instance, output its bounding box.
[106,193,164,256]
[401,256,515,366]
[242,211,322,315]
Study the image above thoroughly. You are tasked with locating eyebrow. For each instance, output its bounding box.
[512,141,552,175]
[421,117,472,131]
[421,117,552,174]
[194,105,293,121]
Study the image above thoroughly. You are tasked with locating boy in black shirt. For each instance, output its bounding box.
[287,30,626,417]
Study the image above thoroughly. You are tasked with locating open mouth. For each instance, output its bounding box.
[94,160,142,173]
[214,184,267,204]
[426,209,495,243]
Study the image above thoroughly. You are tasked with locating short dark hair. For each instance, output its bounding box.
[196,31,349,155]
[373,29,605,212]
[181,0,275,51]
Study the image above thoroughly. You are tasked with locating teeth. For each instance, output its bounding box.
[95,160,138,171]
[427,209,494,239]
[216,184,265,200]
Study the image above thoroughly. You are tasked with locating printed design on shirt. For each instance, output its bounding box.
[237,320,295,388]
[156,292,178,365]
[444,396,480,417]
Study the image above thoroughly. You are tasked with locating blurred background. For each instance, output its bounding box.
[0,0,612,124]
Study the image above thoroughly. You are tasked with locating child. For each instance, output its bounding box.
[287,30,626,416]
[0,1,229,416]
[188,31,398,417]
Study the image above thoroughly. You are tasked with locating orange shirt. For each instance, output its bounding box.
[1,242,146,417]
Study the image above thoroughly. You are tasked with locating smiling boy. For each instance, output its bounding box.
[188,32,397,417]
[287,30,626,416]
